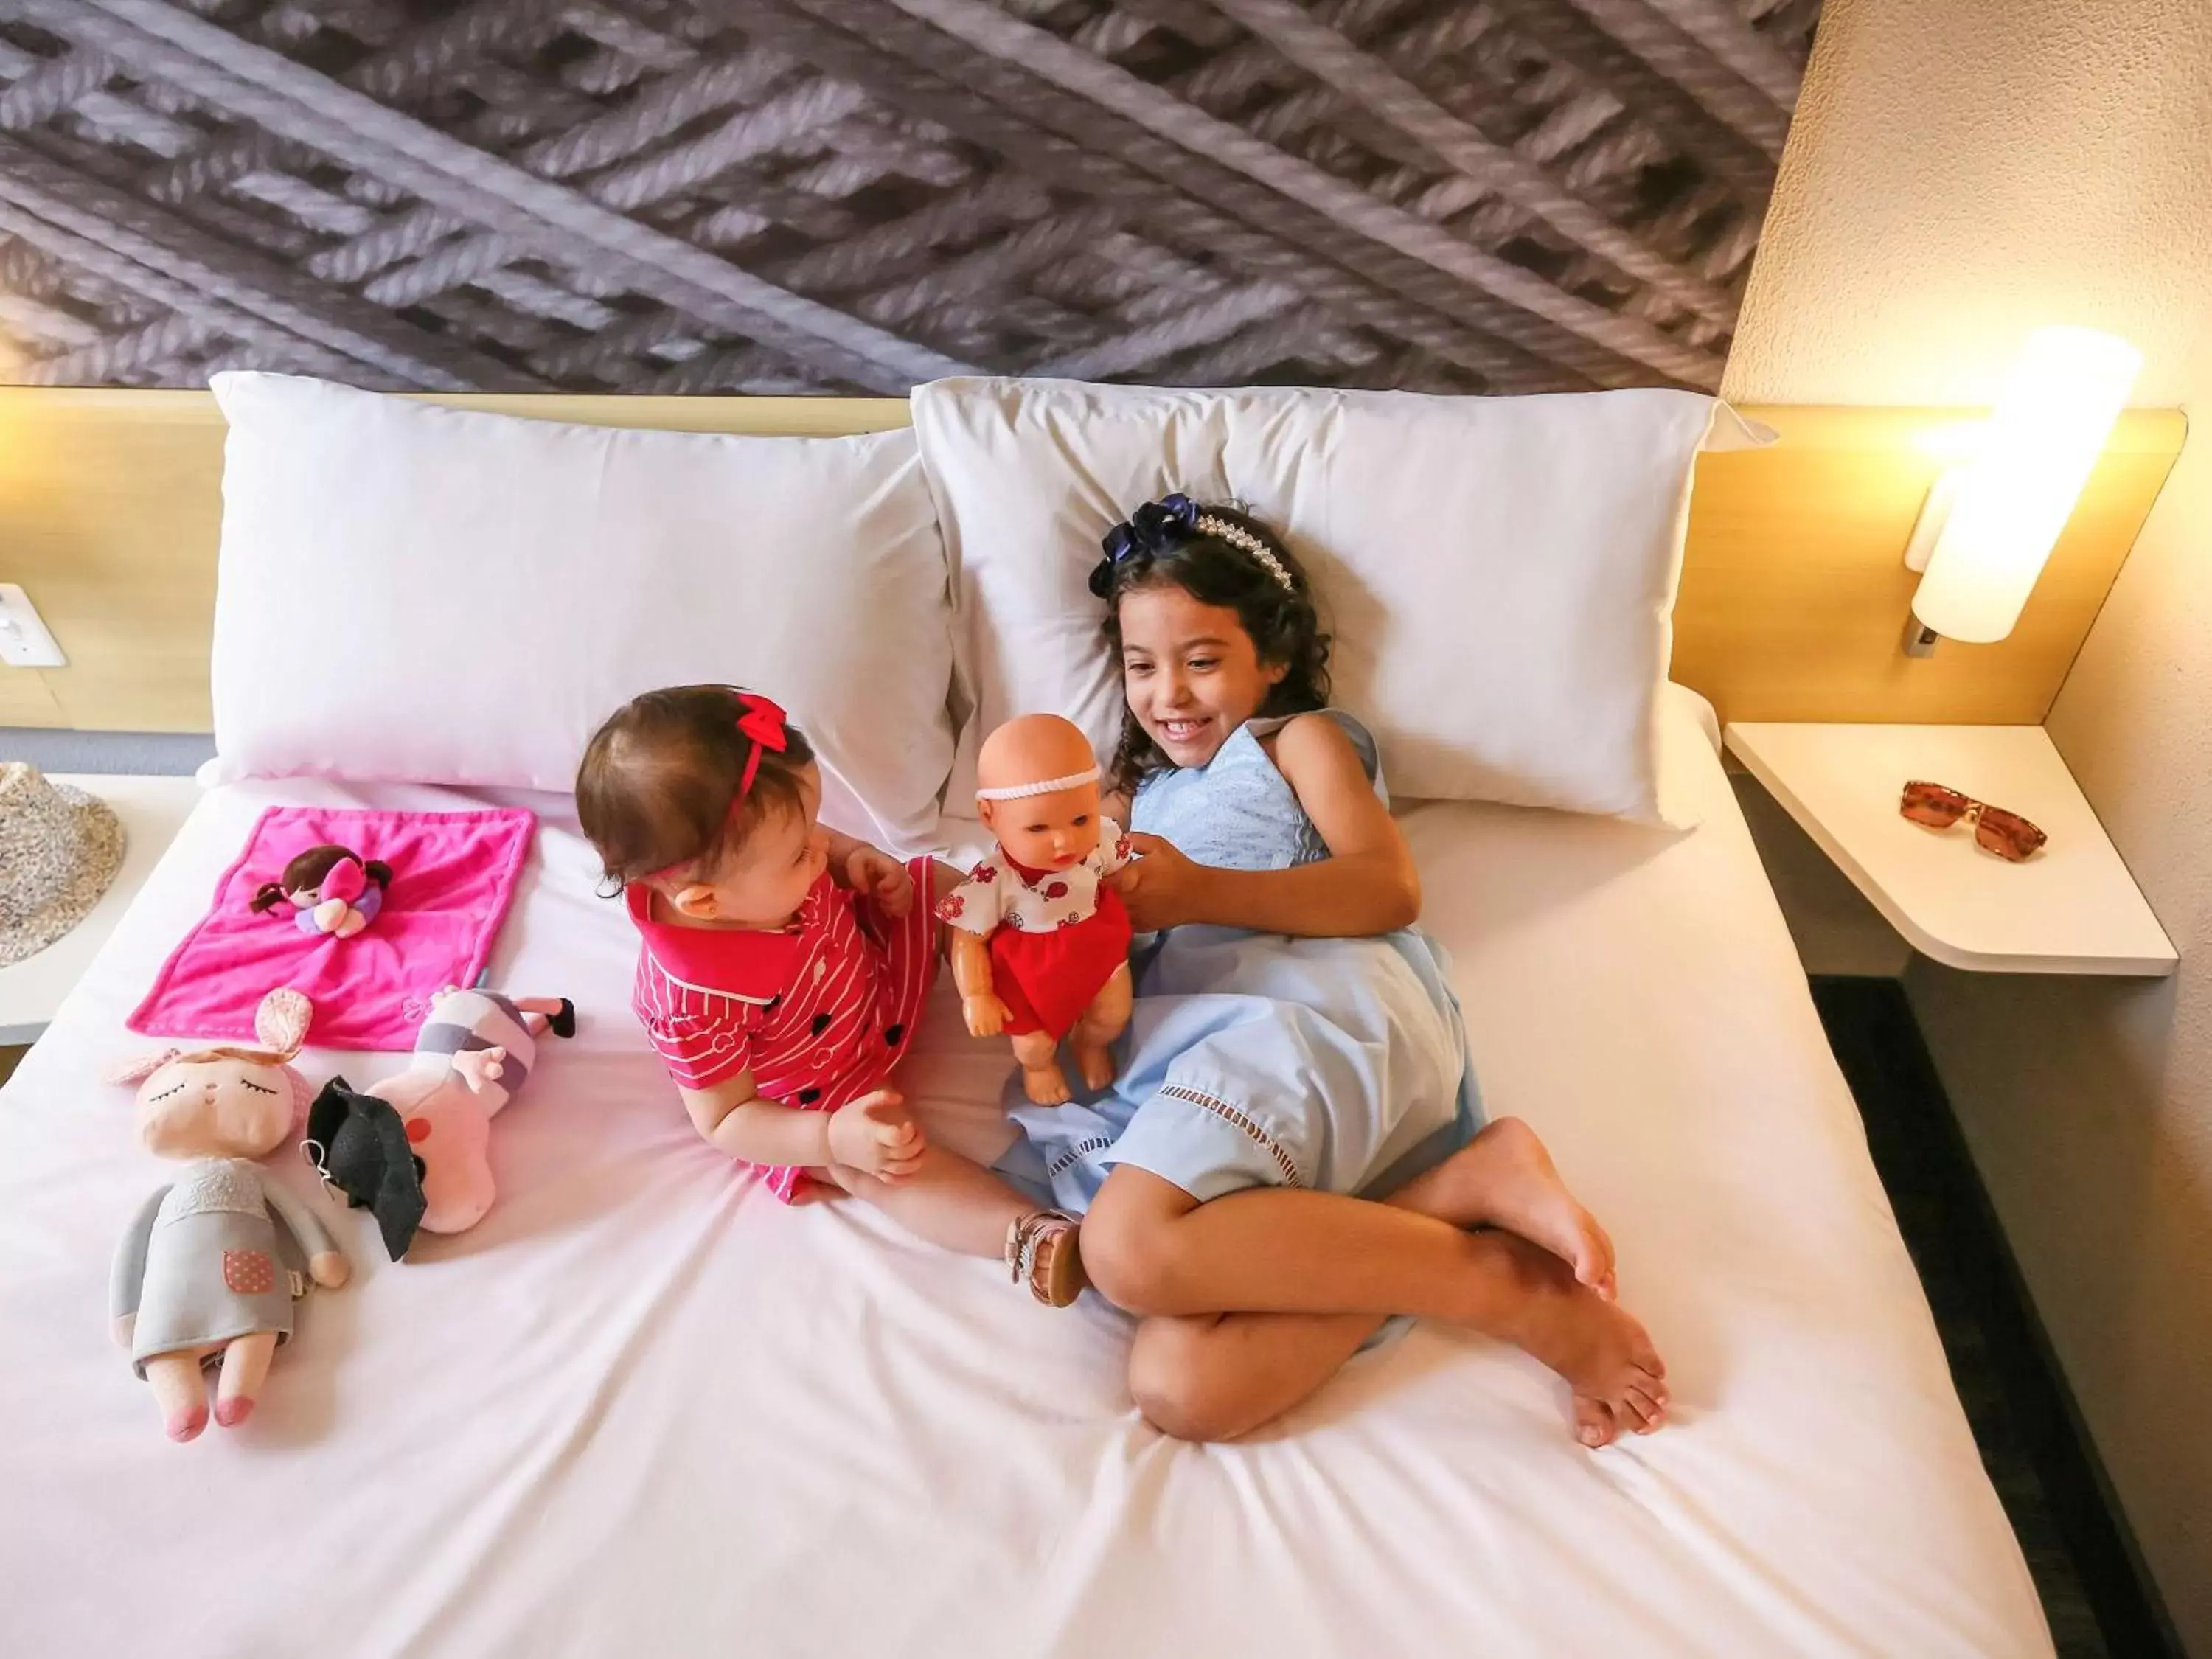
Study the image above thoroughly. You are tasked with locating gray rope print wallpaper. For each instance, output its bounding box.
[0,0,1821,395]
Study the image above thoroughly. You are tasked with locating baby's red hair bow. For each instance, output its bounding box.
[735,693,787,757]
[734,692,788,802]
[647,692,796,886]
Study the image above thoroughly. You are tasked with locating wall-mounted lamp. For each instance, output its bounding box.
[1903,325,2142,655]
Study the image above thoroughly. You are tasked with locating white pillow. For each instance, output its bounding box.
[209,372,956,852]
[914,377,1756,822]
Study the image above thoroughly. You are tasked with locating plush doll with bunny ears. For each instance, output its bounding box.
[108,988,350,1443]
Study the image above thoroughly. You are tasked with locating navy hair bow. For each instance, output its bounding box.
[1090,493,1200,597]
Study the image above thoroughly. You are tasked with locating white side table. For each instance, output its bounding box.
[1725,723,2177,978]
[0,773,204,1044]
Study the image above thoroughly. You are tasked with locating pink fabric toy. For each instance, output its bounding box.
[131,807,535,1051]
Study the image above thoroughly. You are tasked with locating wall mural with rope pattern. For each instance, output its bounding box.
[0,0,1821,395]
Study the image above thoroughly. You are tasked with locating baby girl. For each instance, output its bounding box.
[577,684,1084,1301]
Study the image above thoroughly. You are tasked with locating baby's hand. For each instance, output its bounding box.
[827,1089,925,1180]
[846,845,912,918]
[963,993,1012,1039]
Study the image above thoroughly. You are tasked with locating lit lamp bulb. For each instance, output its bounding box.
[1905,326,2142,652]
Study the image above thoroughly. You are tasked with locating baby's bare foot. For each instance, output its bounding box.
[1021,1063,1072,1106]
[1492,1235,1666,1446]
[1432,1118,1615,1298]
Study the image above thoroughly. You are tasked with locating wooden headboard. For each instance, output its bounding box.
[0,389,2183,734]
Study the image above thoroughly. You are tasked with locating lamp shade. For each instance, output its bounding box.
[1910,326,2142,644]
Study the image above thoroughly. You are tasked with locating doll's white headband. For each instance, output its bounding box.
[975,766,1101,801]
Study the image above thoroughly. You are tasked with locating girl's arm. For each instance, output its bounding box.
[678,1071,922,1178]
[1120,714,1419,937]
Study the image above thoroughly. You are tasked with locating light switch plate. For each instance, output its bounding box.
[0,583,67,667]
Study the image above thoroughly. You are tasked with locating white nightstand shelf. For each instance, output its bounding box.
[1725,723,2177,978]
[0,773,204,1045]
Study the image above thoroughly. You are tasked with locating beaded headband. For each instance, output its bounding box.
[1091,493,1298,597]
[1194,510,1295,592]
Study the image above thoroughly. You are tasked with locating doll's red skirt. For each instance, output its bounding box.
[990,888,1133,1040]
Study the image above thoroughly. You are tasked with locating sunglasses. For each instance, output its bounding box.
[1899,781,2048,862]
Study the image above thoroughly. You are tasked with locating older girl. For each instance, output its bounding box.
[1001,495,1669,1446]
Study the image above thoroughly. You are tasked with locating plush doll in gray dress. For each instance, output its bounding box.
[108,989,350,1442]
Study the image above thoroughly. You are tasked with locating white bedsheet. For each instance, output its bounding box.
[0,689,2051,1658]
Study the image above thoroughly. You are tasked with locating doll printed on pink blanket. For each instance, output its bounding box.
[249,844,391,938]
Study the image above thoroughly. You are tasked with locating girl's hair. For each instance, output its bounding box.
[249,845,392,914]
[1092,496,1330,798]
[575,684,816,889]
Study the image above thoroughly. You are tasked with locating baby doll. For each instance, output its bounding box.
[250,844,391,937]
[108,989,349,1442]
[941,714,1135,1105]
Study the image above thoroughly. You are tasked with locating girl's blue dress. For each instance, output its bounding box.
[997,710,1481,1212]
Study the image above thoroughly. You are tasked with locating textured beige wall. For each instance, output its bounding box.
[1725,0,2212,1648]
[1725,0,2211,408]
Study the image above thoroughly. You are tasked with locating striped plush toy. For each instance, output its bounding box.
[305,986,574,1260]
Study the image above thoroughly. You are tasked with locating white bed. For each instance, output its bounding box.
[0,687,2051,1658]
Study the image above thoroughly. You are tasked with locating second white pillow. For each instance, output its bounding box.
[915,377,1747,822]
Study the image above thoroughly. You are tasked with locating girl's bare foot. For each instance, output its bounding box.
[1428,1118,1615,1298]
[1488,1233,1666,1447]
[1572,1396,1621,1449]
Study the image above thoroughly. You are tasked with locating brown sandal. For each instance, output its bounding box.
[1006,1210,1086,1307]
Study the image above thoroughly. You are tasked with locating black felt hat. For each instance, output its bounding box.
[305,1077,426,1262]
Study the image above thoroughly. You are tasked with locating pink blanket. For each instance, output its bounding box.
[130,806,535,1051]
